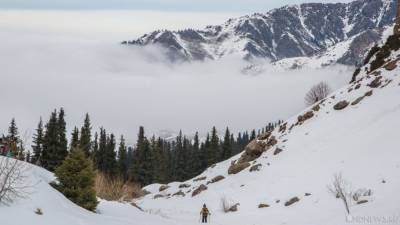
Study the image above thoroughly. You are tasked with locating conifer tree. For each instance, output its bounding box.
[56,108,68,162]
[117,135,128,180]
[208,127,219,165]
[104,133,117,176]
[92,132,99,163]
[221,127,232,160]
[70,127,80,151]
[31,118,44,164]
[8,118,19,142]
[54,148,98,211]
[79,113,92,157]
[42,110,60,171]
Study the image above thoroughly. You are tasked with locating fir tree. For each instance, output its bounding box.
[8,118,19,142]
[42,110,60,171]
[208,127,219,166]
[70,127,80,151]
[79,113,92,157]
[56,108,68,162]
[221,127,232,160]
[31,118,44,164]
[117,135,128,180]
[104,133,117,176]
[54,148,98,211]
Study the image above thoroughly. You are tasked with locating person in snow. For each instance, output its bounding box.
[200,204,210,223]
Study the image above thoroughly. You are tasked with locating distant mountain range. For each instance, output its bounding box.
[122,0,396,67]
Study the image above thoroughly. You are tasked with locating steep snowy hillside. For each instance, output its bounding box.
[135,37,400,224]
[0,157,174,225]
[123,0,396,66]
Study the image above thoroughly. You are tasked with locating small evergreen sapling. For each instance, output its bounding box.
[54,148,98,211]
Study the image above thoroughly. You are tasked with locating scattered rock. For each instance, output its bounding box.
[297,111,314,124]
[159,185,170,192]
[258,203,270,208]
[279,123,287,133]
[351,96,365,105]
[384,60,398,71]
[364,90,373,97]
[207,175,225,184]
[258,132,271,140]
[240,184,245,187]
[239,140,266,163]
[228,162,251,175]
[249,163,262,172]
[227,203,240,212]
[305,193,312,196]
[333,101,349,110]
[179,183,191,188]
[210,164,217,168]
[35,208,43,215]
[357,200,368,205]
[371,70,381,76]
[273,147,283,155]
[368,76,382,88]
[172,190,185,197]
[284,197,300,206]
[275,200,280,203]
[154,194,164,199]
[348,88,353,93]
[193,176,207,182]
[312,104,320,112]
[354,83,361,90]
[382,180,386,183]
[192,184,208,197]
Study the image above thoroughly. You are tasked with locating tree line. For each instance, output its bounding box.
[3,108,282,186]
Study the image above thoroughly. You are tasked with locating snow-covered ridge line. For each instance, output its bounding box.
[123,0,396,67]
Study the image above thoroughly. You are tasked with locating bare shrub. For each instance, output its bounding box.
[0,157,30,205]
[305,82,331,106]
[328,173,352,214]
[95,172,144,201]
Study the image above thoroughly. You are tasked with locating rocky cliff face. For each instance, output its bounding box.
[123,0,396,66]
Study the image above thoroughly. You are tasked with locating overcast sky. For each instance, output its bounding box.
[0,0,355,12]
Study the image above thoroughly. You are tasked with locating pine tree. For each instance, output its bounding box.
[31,118,44,164]
[79,113,92,157]
[8,118,19,142]
[70,127,80,151]
[97,128,107,171]
[92,132,99,164]
[250,129,256,141]
[54,148,98,211]
[191,132,201,177]
[174,131,186,181]
[221,127,232,160]
[131,126,153,185]
[117,135,128,180]
[208,127,219,166]
[42,110,60,171]
[104,133,117,176]
[56,108,68,162]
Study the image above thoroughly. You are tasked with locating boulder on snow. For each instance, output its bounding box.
[258,203,270,208]
[354,83,361,90]
[258,132,271,140]
[228,162,251,175]
[193,176,207,182]
[273,147,283,155]
[364,90,373,97]
[154,194,165,199]
[351,96,365,105]
[249,163,262,172]
[179,183,191,188]
[333,101,349,110]
[241,140,266,162]
[305,193,312,196]
[284,197,300,206]
[384,60,398,71]
[192,184,208,197]
[312,104,320,112]
[172,190,185,197]
[279,123,287,133]
[207,175,225,184]
[159,185,170,192]
[297,111,314,124]
[227,203,240,212]
[368,76,382,88]
[357,200,368,205]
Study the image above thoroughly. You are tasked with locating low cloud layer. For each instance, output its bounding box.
[0,11,352,145]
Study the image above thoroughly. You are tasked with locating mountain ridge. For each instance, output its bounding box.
[123,0,396,67]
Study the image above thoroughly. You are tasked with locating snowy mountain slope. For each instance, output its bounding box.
[136,39,400,224]
[0,157,175,225]
[123,0,396,66]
